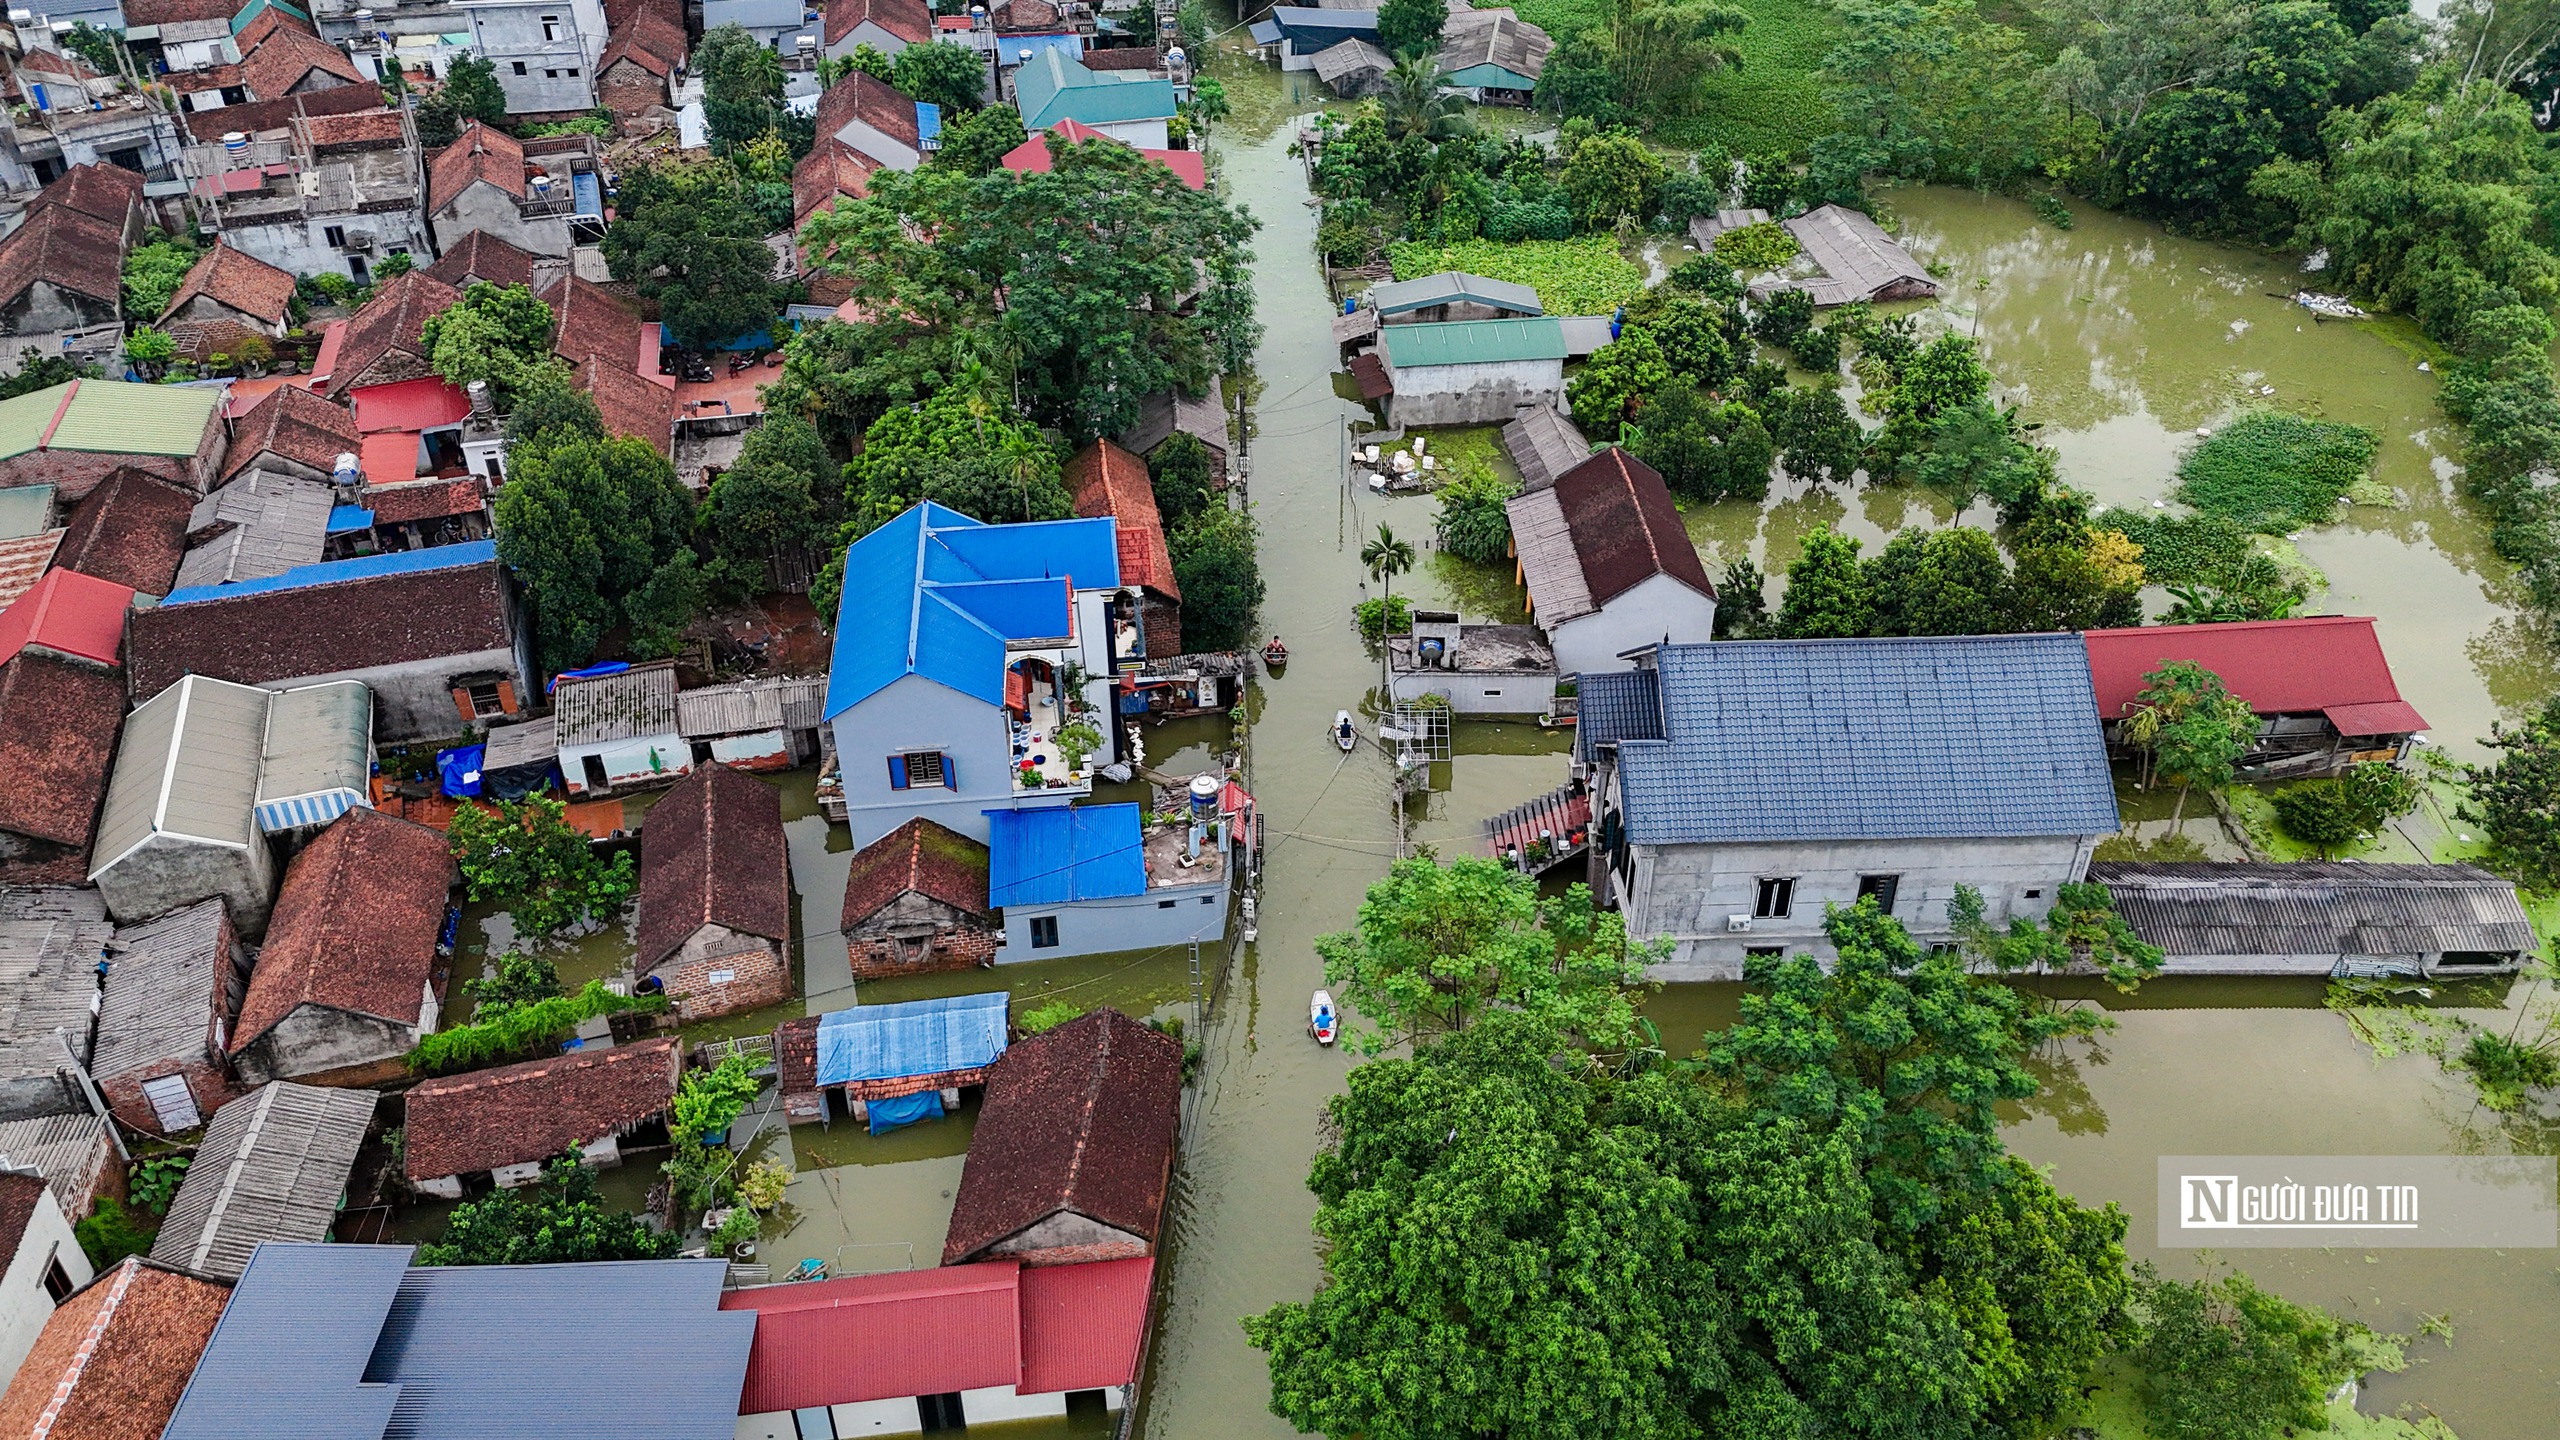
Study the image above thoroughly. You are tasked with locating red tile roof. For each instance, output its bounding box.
[54,469,194,597]
[1081,46,1160,70]
[2081,617,2429,734]
[576,353,675,456]
[180,81,381,144]
[233,807,454,1051]
[813,70,918,158]
[0,1170,44,1261]
[992,0,1063,30]
[636,763,790,974]
[403,1035,683,1181]
[118,0,238,26]
[543,275,644,373]
[232,0,307,55]
[26,164,141,230]
[1063,440,1178,600]
[357,430,423,487]
[301,108,406,151]
[159,241,296,327]
[842,816,991,931]
[365,477,486,525]
[0,650,128,852]
[127,557,516,698]
[1348,350,1391,400]
[428,122,525,213]
[826,0,932,46]
[0,1258,230,1440]
[942,1008,1181,1264]
[224,383,361,485]
[0,530,57,610]
[791,139,875,224]
[322,270,460,398]
[1549,447,1715,608]
[0,567,132,669]
[349,376,470,433]
[1018,1257,1153,1395]
[599,0,687,78]
[0,204,125,310]
[724,1262,1024,1411]
[238,25,362,102]
[423,230,540,292]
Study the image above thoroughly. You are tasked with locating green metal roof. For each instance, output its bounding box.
[1444,62,1538,90]
[1380,318,1570,369]
[1015,47,1178,131]
[0,483,53,539]
[0,380,221,459]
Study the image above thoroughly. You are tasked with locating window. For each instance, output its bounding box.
[888,750,950,790]
[1029,916,1059,949]
[1743,945,1783,960]
[1202,895,1215,904]
[1753,876,1794,919]
[566,67,579,77]
[347,254,369,284]
[2024,887,2043,899]
[1856,874,1901,914]
[513,60,528,74]
[467,681,505,717]
[540,13,562,39]
[323,224,346,247]
[40,1253,73,1303]
[1158,899,1177,909]
[544,68,558,78]
[917,1392,965,1431]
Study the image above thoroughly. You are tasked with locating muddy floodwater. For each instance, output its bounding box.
[1109,36,2560,1440]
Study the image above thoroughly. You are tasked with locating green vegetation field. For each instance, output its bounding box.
[1385,236,1646,314]
[1488,0,1842,158]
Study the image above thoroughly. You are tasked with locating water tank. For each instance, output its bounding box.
[1418,636,1446,668]
[5,10,31,25]
[332,451,362,487]
[223,130,249,158]
[1188,773,1221,821]
[466,379,493,416]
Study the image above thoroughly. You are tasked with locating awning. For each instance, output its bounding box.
[325,504,373,535]
[1248,18,1281,42]
[253,789,363,834]
[2324,701,2428,737]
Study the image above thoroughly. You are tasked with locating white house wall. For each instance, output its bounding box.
[1087,118,1169,149]
[999,873,1227,960]
[1552,573,1717,678]
[835,118,921,172]
[1387,668,1552,716]
[1385,357,1564,427]
[831,671,1029,847]
[0,1185,87,1392]
[559,729,690,795]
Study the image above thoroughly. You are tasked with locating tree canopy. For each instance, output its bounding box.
[417,1159,678,1266]
[491,387,698,673]
[420,281,557,406]
[602,159,782,351]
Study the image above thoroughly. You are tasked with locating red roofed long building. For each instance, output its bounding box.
[2082,616,2428,777]
[1064,440,1181,659]
[725,1256,1154,1433]
[1502,446,1717,677]
[403,1035,683,1195]
[1001,118,1208,191]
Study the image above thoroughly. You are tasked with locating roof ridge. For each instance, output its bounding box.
[28,1256,141,1440]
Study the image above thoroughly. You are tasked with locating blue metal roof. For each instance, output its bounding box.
[165,1243,752,1440]
[326,505,374,535]
[1267,5,1380,46]
[916,100,942,146]
[162,538,495,606]
[986,802,1147,905]
[1573,668,1662,763]
[1613,636,2119,845]
[814,990,1010,1086]
[823,503,1121,720]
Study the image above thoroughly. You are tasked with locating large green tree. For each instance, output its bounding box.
[697,413,839,603]
[1170,503,1264,652]
[699,23,808,156]
[1377,0,1446,57]
[602,160,781,351]
[1865,526,2011,636]
[2462,695,2560,890]
[891,37,989,113]
[493,415,698,674]
[840,368,1071,533]
[420,281,557,405]
[1776,523,1873,638]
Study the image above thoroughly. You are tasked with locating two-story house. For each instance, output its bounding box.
[1578,633,2121,981]
[823,501,1127,848]
[456,0,610,117]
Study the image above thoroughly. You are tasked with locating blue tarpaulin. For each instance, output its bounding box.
[547,660,629,694]
[813,991,1010,1087]
[437,744,486,798]
[866,1089,944,1134]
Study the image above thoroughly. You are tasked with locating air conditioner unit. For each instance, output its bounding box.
[1725,916,1753,933]
[299,172,321,197]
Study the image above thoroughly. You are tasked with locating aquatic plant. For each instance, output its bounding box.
[1383,236,1645,317]
[407,982,667,1074]
[2174,411,2382,534]
[1019,1000,1085,1035]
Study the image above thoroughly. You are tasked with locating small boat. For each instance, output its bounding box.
[1332,711,1356,752]
[1262,637,1288,670]
[1310,990,1338,1046]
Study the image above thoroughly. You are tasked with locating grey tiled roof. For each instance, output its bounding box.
[1574,668,1661,762]
[150,1082,376,1279]
[1614,635,2118,845]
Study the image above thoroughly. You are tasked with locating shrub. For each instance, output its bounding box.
[1482,200,1575,242]
[448,796,636,939]
[1750,288,1817,349]
[409,982,667,1073]
[1714,220,1799,270]
[2032,192,2074,229]
[1354,594,1412,639]
[1384,236,1644,316]
[130,1156,189,1211]
[2175,411,2382,533]
[1790,325,1842,374]
[1434,463,1519,564]
[1020,1000,1085,1034]
[76,1195,156,1268]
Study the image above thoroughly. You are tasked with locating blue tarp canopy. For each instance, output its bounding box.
[867,1089,945,1134]
[813,991,1010,1087]
[548,659,628,693]
[986,803,1147,906]
[325,505,373,535]
[570,170,603,217]
[437,744,485,798]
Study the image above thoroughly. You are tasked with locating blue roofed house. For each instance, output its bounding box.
[1248,6,1382,70]
[1577,634,2121,981]
[823,501,1132,848]
[159,1243,754,1440]
[987,801,1228,961]
[1012,48,1178,149]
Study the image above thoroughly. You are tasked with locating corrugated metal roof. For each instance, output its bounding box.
[1501,403,1589,493]
[554,662,680,748]
[161,538,497,607]
[2092,861,2535,958]
[175,471,334,591]
[0,1111,106,1211]
[481,717,557,770]
[1503,486,1593,623]
[2081,616,2423,727]
[813,990,1010,1087]
[1615,636,2120,845]
[160,1242,410,1440]
[1013,47,1177,130]
[724,1262,1022,1411]
[149,1082,376,1279]
[675,677,786,738]
[1018,1256,1153,1394]
[987,803,1147,905]
[91,898,228,1082]
[92,675,268,876]
[1369,271,1543,318]
[1381,317,1568,369]
[255,680,373,830]
[32,380,222,458]
[0,887,107,1083]
[1754,204,1936,307]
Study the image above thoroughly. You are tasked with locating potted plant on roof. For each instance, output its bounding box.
[1056,720,1102,777]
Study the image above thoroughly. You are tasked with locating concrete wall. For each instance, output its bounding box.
[560,728,691,797]
[831,673,1025,847]
[649,924,791,1021]
[1552,573,1717,678]
[827,20,917,59]
[232,998,419,1086]
[229,646,527,746]
[999,873,1227,961]
[218,210,433,286]
[96,832,277,937]
[0,1185,88,1389]
[1085,117,1169,149]
[958,1387,1069,1424]
[167,293,288,339]
[1385,357,1564,427]
[706,728,793,770]
[977,1209,1148,1266]
[431,183,572,258]
[464,0,609,113]
[1388,667,1552,716]
[0,279,114,338]
[1620,831,2101,982]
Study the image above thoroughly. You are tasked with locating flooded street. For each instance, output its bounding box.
[1119,48,2560,1440]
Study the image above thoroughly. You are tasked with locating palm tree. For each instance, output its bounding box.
[1377,56,1471,144]
[1361,522,1416,632]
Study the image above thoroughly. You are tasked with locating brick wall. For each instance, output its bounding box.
[598,61,667,123]
[1143,599,1184,662]
[1008,1238,1153,1267]
[847,923,997,981]
[655,940,790,1022]
[96,1056,242,1137]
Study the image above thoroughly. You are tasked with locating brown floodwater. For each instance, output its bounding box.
[1118,39,2560,1440]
